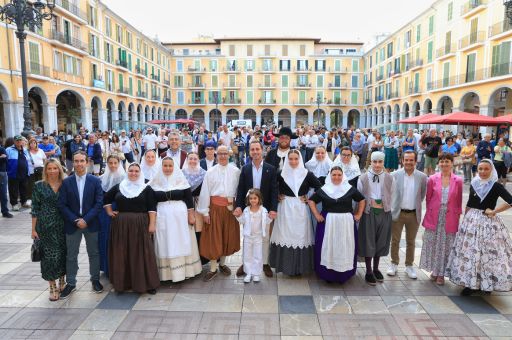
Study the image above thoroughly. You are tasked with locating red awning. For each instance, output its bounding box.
[416,111,500,126]
[398,113,439,124]
[148,119,199,124]
[494,114,512,124]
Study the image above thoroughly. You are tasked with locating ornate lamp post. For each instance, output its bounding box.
[505,1,512,25]
[0,0,55,137]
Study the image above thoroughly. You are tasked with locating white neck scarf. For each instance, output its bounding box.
[149,163,191,192]
[471,159,498,202]
[100,162,126,192]
[140,152,161,181]
[322,172,352,199]
[305,155,333,178]
[119,167,147,198]
[282,152,308,197]
[333,155,361,180]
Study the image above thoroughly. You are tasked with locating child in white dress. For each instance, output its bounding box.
[237,189,273,283]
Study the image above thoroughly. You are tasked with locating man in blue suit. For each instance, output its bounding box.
[58,150,104,299]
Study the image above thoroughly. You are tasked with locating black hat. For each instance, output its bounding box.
[275,127,298,139]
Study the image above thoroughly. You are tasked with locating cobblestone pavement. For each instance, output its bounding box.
[0,184,511,339]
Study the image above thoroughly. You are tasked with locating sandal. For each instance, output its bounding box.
[436,276,445,286]
[58,276,66,292]
[49,282,60,301]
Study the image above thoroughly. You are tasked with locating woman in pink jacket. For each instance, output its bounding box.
[419,154,463,285]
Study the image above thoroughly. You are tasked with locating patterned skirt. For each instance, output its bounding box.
[445,208,512,292]
[419,204,456,277]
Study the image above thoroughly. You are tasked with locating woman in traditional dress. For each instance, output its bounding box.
[333,146,361,187]
[384,130,399,172]
[305,146,333,185]
[140,149,160,183]
[446,159,512,295]
[308,166,365,283]
[31,159,66,301]
[419,153,463,285]
[269,149,321,276]
[182,152,209,264]
[104,163,160,294]
[98,155,125,277]
[150,157,202,282]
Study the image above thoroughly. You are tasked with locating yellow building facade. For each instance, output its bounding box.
[163,38,365,131]
[0,0,172,137]
[364,0,512,133]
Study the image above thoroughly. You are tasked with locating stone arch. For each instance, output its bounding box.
[137,104,143,122]
[128,102,135,123]
[28,87,48,132]
[278,108,291,127]
[0,81,11,137]
[145,105,151,122]
[226,108,239,123]
[192,109,205,124]
[90,96,102,131]
[459,92,480,114]
[331,109,342,127]
[209,109,222,131]
[313,109,326,126]
[106,99,115,131]
[56,89,86,133]
[347,109,360,129]
[386,105,392,126]
[423,98,433,114]
[296,109,308,127]
[437,96,453,115]
[412,101,420,116]
[175,108,187,120]
[157,107,162,120]
[261,109,274,126]
[488,86,512,117]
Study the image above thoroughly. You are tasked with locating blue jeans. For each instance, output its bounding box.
[0,172,8,215]
[65,228,100,286]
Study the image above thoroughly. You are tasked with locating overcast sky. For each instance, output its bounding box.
[103,0,435,46]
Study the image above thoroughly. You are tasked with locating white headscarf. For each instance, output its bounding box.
[140,150,161,181]
[100,158,126,192]
[322,167,352,199]
[182,156,206,192]
[471,159,499,202]
[282,150,308,197]
[305,151,333,178]
[119,163,147,198]
[149,157,191,192]
[333,154,361,181]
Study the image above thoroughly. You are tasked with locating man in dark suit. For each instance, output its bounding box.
[58,151,104,299]
[234,140,278,277]
[165,131,187,168]
[200,140,217,170]
[265,127,296,171]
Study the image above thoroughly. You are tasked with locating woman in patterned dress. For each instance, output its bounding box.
[31,159,67,301]
[446,159,512,296]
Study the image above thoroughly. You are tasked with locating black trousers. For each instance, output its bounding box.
[8,177,28,206]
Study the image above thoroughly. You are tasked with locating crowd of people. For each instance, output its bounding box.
[0,121,511,301]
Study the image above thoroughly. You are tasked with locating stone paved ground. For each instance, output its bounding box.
[0,184,512,339]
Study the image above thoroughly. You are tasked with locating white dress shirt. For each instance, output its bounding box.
[166,148,182,168]
[252,161,263,189]
[401,172,416,210]
[76,173,86,215]
[197,164,240,216]
[119,136,132,153]
[206,158,215,170]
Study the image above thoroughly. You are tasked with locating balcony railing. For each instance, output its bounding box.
[49,30,87,51]
[328,82,347,88]
[409,59,424,70]
[188,99,205,105]
[163,97,171,103]
[117,88,129,95]
[52,70,84,85]
[375,95,384,102]
[392,69,401,77]
[163,79,171,86]
[152,95,161,101]
[116,59,128,69]
[136,91,147,98]
[461,0,487,17]
[91,78,105,89]
[293,83,312,88]
[223,66,240,72]
[329,66,349,73]
[364,98,373,104]
[260,67,274,72]
[27,62,50,77]
[223,82,241,88]
[293,67,312,72]
[489,20,512,38]
[436,44,457,58]
[187,67,206,72]
[55,0,88,21]
[376,74,384,82]
[408,86,422,95]
[224,98,242,105]
[150,74,160,82]
[258,99,277,105]
[364,80,373,86]
[188,83,206,88]
[258,83,277,88]
[459,31,486,49]
[389,91,399,99]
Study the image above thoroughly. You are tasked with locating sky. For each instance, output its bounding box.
[102,0,435,46]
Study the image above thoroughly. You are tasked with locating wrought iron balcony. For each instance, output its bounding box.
[49,30,87,52]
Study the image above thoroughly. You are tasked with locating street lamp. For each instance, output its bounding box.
[314,95,326,127]
[504,1,512,26]
[0,0,55,137]
[213,91,220,130]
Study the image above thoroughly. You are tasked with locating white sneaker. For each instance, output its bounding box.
[243,274,252,283]
[253,275,260,283]
[405,266,417,279]
[386,263,398,276]
[12,204,20,211]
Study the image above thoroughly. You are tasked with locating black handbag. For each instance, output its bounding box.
[31,239,43,262]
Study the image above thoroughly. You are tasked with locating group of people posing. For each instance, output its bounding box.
[15,123,512,302]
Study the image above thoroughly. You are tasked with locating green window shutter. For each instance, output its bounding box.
[443,63,450,87]
[334,91,341,104]
[491,45,500,76]
[299,91,306,103]
[500,42,511,75]
[129,78,133,95]
[335,60,340,71]
[247,91,253,104]
[118,74,123,89]
[352,60,359,72]
[429,16,434,36]
[351,91,358,105]
[317,75,323,87]
[282,75,288,87]
[282,91,288,104]
[128,54,132,70]
[466,54,476,82]
[427,41,433,63]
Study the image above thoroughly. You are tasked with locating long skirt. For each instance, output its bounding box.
[315,211,357,283]
[419,203,456,277]
[199,203,240,260]
[155,201,202,282]
[445,208,512,292]
[109,212,160,293]
[98,201,116,277]
[384,147,399,170]
[269,196,314,276]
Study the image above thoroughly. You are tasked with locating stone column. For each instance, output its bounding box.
[308,111,314,126]
[479,106,490,134]
[221,112,227,125]
[273,112,279,126]
[398,111,405,131]
[359,113,366,129]
[98,109,108,131]
[82,107,92,131]
[3,100,19,137]
[291,113,296,130]
[325,113,331,130]
[342,112,348,128]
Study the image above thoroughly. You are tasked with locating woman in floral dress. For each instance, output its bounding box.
[446,159,512,295]
[31,159,67,301]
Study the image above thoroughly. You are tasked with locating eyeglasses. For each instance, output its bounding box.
[217,152,229,156]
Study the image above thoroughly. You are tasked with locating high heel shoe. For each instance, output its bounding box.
[49,282,60,301]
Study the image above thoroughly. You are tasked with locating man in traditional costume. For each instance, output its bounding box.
[198,145,241,281]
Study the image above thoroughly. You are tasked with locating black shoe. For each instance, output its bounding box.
[147,289,157,295]
[92,280,103,293]
[461,287,477,296]
[2,213,13,218]
[59,284,76,299]
[365,273,377,286]
[373,270,384,282]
